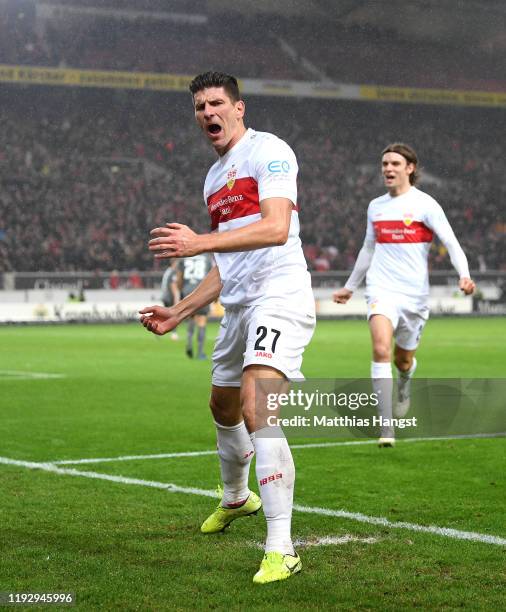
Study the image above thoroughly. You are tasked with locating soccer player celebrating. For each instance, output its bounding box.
[139,72,315,583]
[333,143,475,446]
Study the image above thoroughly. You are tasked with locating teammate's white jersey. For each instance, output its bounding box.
[204,128,312,308]
[347,187,470,300]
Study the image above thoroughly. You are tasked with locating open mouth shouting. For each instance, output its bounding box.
[207,123,223,138]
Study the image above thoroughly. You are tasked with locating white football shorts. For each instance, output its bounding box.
[212,298,315,387]
[366,292,429,351]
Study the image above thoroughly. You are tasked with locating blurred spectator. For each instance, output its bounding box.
[128,270,143,288]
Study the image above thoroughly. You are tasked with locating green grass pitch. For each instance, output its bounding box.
[0,318,505,610]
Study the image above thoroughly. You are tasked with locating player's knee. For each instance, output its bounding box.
[373,342,391,362]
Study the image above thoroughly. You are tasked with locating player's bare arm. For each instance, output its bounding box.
[139,266,222,335]
[148,197,293,258]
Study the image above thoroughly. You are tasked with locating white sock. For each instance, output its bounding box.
[252,427,295,555]
[395,358,417,416]
[216,421,254,507]
[371,361,394,438]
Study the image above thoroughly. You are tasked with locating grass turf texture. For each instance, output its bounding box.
[1,319,505,610]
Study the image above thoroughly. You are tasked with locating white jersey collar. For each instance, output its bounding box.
[218,128,254,164]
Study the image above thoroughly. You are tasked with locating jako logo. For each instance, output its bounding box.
[255,351,272,358]
[259,473,282,486]
[267,160,290,173]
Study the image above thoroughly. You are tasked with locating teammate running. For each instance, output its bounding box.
[139,72,315,583]
[179,254,213,359]
[334,143,475,446]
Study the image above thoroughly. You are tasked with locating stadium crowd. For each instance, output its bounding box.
[0,4,504,91]
[0,87,503,274]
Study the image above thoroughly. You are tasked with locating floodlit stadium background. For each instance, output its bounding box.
[0,1,505,610]
[0,0,504,321]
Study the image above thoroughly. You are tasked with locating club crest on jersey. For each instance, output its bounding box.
[226,167,237,190]
[403,213,414,227]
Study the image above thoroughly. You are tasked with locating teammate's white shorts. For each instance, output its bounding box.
[366,292,429,351]
[212,299,315,387]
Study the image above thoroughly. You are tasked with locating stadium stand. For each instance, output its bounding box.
[0,1,503,275]
[1,3,504,89]
[0,86,503,273]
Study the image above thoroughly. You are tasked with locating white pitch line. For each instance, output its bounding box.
[252,535,380,549]
[52,449,218,465]
[292,535,379,547]
[0,370,66,380]
[1,455,505,548]
[50,432,506,466]
[0,456,218,499]
[291,504,506,546]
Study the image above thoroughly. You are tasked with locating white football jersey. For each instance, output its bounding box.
[204,128,312,308]
[365,187,470,299]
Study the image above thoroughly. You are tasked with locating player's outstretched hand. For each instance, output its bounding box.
[148,223,201,259]
[459,277,476,295]
[139,305,179,336]
[333,288,353,304]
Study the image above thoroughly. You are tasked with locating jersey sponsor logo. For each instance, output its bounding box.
[254,350,273,359]
[209,194,244,213]
[403,213,414,227]
[267,160,290,173]
[259,472,282,486]
[207,177,260,230]
[226,166,237,190]
[373,220,433,243]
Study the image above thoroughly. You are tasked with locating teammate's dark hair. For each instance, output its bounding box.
[189,71,241,103]
[382,143,419,185]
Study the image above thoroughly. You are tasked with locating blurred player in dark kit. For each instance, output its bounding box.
[179,254,213,359]
[161,260,181,341]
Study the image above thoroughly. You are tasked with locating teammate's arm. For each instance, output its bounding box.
[334,205,376,304]
[333,238,376,304]
[139,266,222,335]
[148,197,293,258]
[427,205,475,295]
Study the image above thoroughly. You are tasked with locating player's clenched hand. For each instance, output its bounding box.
[459,277,476,295]
[139,305,180,335]
[149,223,202,258]
[333,288,353,304]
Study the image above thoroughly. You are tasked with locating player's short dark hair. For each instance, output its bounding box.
[382,142,419,185]
[189,71,241,103]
